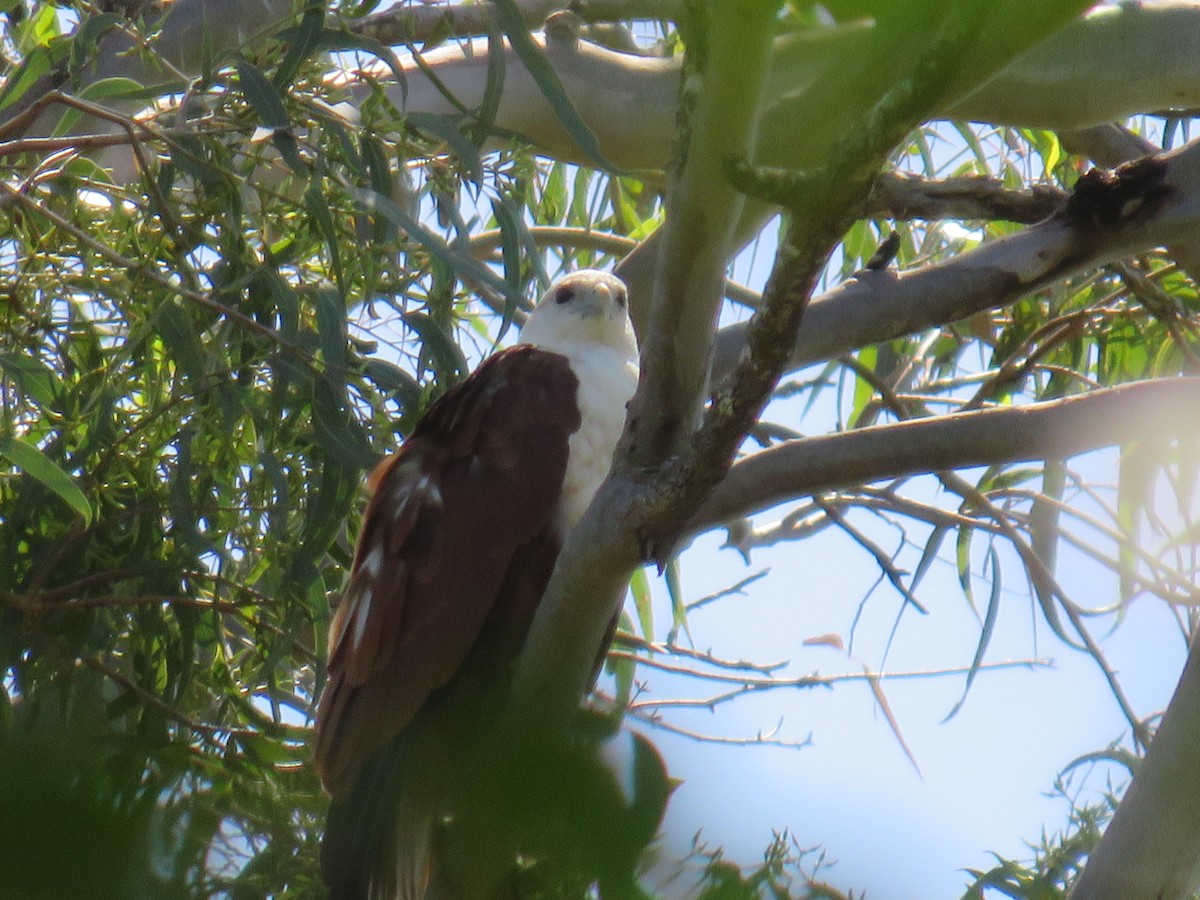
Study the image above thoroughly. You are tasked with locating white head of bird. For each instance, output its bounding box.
[519,269,639,365]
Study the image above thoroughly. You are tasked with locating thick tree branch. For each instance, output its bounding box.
[945,0,1200,130]
[1061,123,1200,294]
[509,0,780,725]
[691,378,1200,535]
[867,171,1065,223]
[619,1,778,467]
[712,136,1200,381]
[1070,631,1200,900]
[371,2,1193,176]
[350,0,681,47]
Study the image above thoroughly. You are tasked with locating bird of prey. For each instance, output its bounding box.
[314,269,640,899]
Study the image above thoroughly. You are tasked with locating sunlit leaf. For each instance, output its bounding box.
[0,436,92,524]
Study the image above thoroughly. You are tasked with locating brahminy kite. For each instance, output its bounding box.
[314,269,639,898]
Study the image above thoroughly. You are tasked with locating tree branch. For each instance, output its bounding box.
[1069,631,1200,900]
[509,0,780,725]
[15,0,297,137]
[349,0,682,46]
[867,171,1065,223]
[712,136,1200,381]
[367,2,1200,178]
[620,0,779,467]
[691,378,1200,535]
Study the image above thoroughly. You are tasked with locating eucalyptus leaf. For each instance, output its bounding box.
[0,436,92,524]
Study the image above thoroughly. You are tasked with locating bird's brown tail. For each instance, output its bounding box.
[321,736,431,900]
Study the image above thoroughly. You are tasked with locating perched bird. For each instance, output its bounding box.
[313,269,640,899]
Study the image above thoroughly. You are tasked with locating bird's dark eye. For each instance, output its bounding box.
[615,289,627,308]
[555,286,575,305]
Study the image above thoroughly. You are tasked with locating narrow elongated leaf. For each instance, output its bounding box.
[471,25,507,146]
[236,60,290,130]
[0,353,59,407]
[0,436,92,524]
[490,0,617,173]
[305,180,345,291]
[489,196,525,340]
[273,3,325,90]
[311,377,377,471]
[955,523,976,615]
[51,76,149,137]
[606,610,637,709]
[629,567,653,641]
[354,188,508,298]
[1117,443,1155,605]
[400,312,467,384]
[664,558,691,646]
[0,45,53,112]
[865,666,922,778]
[314,287,348,374]
[155,300,206,382]
[1030,459,1064,612]
[406,112,484,188]
[944,544,1002,722]
[909,524,949,595]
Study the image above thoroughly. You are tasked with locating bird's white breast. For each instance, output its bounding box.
[558,342,639,528]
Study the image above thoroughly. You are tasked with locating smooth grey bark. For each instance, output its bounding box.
[1070,632,1200,900]
[376,2,1200,173]
[692,378,1200,534]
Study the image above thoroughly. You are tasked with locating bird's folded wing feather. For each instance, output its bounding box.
[313,346,581,795]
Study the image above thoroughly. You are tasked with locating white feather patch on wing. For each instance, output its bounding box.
[351,584,373,652]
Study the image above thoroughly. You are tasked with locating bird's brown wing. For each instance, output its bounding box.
[313,346,581,796]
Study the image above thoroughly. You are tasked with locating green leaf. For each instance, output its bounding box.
[607,611,637,710]
[664,558,691,646]
[849,344,877,427]
[407,112,485,189]
[0,45,54,112]
[313,287,348,374]
[909,524,948,595]
[1029,460,1064,614]
[489,196,525,339]
[944,544,1001,722]
[69,13,123,72]
[154,300,206,382]
[273,3,325,90]
[353,188,508,298]
[17,1,59,54]
[305,180,345,291]
[471,25,507,146]
[401,312,467,384]
[490,0,619,173]
[311,377,377,471]
[629,567,653,641]
[955,523,976,615]
[0,353,59,407]
[236,59,290,130]
[0,436,93,524]
[363,359,422,424]
[51,77,147,137]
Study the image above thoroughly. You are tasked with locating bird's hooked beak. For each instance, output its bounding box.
[579,281,619,319]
